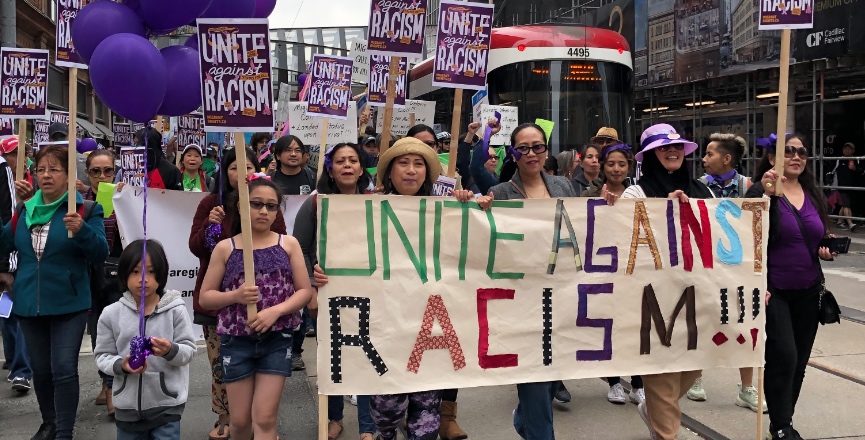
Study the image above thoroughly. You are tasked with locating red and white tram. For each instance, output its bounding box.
[409,25,634,153]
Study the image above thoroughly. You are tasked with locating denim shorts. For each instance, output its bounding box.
[219,331,293,383]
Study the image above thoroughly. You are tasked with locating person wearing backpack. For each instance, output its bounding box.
[0,145,109,440]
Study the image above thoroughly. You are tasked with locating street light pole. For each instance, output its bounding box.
[0,0,15,48]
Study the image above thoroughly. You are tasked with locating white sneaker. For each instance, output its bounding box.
[736,384,767,413]
[638,402,658,440]
[629,387,646,405]
[350,395,357,406]
[687,377,707,401]
[607,383,627,404]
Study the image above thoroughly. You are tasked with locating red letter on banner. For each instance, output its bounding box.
[476,288,519,369]
[679,200,713,271]
[406,295,467,374]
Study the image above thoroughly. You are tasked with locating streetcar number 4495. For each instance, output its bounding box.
[568,47,591,57]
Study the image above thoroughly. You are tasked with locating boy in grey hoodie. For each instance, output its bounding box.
[95,240,196,439]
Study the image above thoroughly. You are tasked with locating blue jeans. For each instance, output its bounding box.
[513,381,556,440]
[116,420,180,440]
[18,311,89,440]
[329,395,375,434]
[1,315,32,380]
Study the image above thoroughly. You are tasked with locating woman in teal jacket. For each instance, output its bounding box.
[1,145,108,440]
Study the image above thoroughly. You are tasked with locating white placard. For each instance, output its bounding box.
[480,105,519,146]
[375,100,435,136]
[350,38,370,83]
[288,101,358,146]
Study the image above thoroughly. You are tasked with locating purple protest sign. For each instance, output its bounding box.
[197,19,275,133]
[367,0,428,58]
[34,120,50,145]
[178,113,206,148]
[305,54,354,120]
[1,48,50,119]
[759,0,814,30]
[0,118,12,137]
[120,147,146,186]
[432,0,494,91]
[56,0,88,68]
[51,111,70,126]
[114,123,133,147]
[368,55,407,108]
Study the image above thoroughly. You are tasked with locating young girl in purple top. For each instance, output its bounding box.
[746,134,837,440]
[199,177,314,440]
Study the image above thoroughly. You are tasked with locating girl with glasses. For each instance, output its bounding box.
[746,134,836,440]
[200,177,313,440]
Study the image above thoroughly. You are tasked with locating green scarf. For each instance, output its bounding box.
[183,172,202,192]
[25,190,67,228]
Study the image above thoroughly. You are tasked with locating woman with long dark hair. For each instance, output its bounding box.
[488,122,578,440]
[293,143,377,440]
[745,134,836,440]
[189,147,287,440]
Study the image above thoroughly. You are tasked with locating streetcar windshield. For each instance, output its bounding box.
[486,60,634,153]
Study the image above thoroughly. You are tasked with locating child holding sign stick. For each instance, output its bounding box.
[199,177,313,440]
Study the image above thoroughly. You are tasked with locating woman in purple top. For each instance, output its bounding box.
[199,177,314,440]
[745,134,836,440]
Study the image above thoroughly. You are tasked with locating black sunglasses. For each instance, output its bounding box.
[249,200,280,212]
[514,144,548,155]
[784,145,808,158]
[88,167,116,177]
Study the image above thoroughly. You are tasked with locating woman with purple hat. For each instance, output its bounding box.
[614,124,712,440]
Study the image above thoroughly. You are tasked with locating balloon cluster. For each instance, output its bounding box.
[71,0,277,123]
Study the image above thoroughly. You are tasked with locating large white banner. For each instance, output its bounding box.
[316,196,769,395]
[113,189,311,340]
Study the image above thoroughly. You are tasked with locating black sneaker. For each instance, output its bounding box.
[2,361,8,370]
[11,377,31,392]
[770,426,802,440]
[553,381,571,403]
[30,421,56,440]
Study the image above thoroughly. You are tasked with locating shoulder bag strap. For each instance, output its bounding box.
[509,180,528,199]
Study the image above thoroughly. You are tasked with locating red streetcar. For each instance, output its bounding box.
[410,25,634,152]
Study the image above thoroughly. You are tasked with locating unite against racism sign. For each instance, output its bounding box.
[432,0,494,91]
[0,118,12,137]
[0,48,50,119]
[120,147,146,186]
[197,19,275,132]
[367,0,428,57]
[759,0,814,30]
[316,197,769,395]
[178,113,206,148]
[114,123,133,147]
[305,55,354,120]
[56,0,88,68]
[368,55,407,108]
[34,121,50,145]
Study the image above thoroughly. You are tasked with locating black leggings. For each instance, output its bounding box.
[607,376,643,388]
[441,388,458,402]
[764,283,820,430]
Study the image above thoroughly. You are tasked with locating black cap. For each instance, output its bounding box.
[363,136,377,146]
[48,122,68,137]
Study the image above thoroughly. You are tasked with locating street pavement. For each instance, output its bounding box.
[1,237,864,439]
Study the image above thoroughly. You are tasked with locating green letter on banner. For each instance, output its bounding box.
[486,201,525,280]
[319,198,377,276]
[381,199,428,283]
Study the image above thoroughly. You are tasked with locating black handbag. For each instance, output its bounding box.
[781,197,842,325]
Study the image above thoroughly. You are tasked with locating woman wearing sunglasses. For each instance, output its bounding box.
[82,150,124,415]
[745,134,835,440]
[487,123,578,440]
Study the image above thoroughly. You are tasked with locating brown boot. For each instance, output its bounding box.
[95,383,108,405]
[106,388,115,416]
[438,401,468,440]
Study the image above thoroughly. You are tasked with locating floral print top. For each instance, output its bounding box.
[217,235,302,336]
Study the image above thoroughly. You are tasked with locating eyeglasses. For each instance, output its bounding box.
[88,167,116,177]
[249,200,279,212]
[514,144,548,155]
[285,149,305,155]
[35,167,65,175]
[657,144,685,152]
[422,140,436,147]
[784,145,809,158]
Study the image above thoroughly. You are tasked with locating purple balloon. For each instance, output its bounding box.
[253,0,277,18]
[90,34,167,123]
[298,73,308,89]
[140,0,213,35]
[70,1,146,63]
[184,34,199,52]
[124,0,141,13]
[78,138,98,153]
[157,46,202,116]
[200,0,255,19]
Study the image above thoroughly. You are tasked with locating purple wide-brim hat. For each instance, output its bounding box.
[635,123,698,162]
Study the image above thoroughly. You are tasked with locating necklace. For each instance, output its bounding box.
[525,185,549,199]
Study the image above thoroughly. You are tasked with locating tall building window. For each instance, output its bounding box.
[48,67,65,107]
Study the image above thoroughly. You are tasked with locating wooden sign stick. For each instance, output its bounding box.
[447,89,463,178]
[756,367,766,440]
[233,133,258,321]
[379,56,401,155]
[772,29,791,197]
[16,118,27,180]
[67,68,78,238]
[409,112,416,129]
[317,119,329,179]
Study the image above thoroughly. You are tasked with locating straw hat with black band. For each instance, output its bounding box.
[376,137,442,188]
[590,127,620,144]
